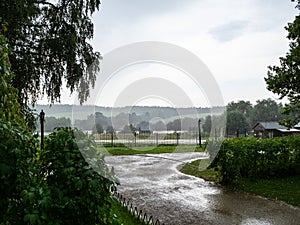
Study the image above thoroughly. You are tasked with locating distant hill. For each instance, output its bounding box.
[33,104,225,120]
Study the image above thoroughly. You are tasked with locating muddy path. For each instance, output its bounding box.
[105,153,300,225]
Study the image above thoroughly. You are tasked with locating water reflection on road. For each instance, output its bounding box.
[105,153,300,225]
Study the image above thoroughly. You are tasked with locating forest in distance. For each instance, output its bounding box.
[35,98,294,136]
[35,104,220,133]
[34,104,225,119]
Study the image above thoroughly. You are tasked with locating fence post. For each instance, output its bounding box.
[39,110,45,149]
[198,119,202,147]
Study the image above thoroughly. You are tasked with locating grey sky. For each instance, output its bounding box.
[40,0,299,107]
[209,20,250,42]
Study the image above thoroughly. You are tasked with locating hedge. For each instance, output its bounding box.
[211,136,300,184]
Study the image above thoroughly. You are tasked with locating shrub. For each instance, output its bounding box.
[40,127,118,225]
[0,33,40,224]
[211,136,300,184]
[0,122,40,224]
[0,33,119,224]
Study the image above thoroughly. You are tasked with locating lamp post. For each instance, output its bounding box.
[40,110,45,149]
[198,119,202,148]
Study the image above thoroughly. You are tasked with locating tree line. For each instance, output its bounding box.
[42,98,292,137]
[202,98,294,136]
[74,112,200,134]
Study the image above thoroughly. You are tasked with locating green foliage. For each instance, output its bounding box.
[251,98,283,125]
[1,26,119,225]
[110,198,146,225]
[227,100,253,116]
[265,0,300,127]
[166,119,181,131]
[21,104,38,132]
[211,136,300,184]
[94,123,104,134]
[202,115,212,135]
[236,176,300,207]
[40,127,117,225]
[226,111,248,136]
[226,100,253,131]
[0,33,24,126]
[98,144,205,155]
[180,159,300,207]
[1,125,119,224]
[225,99,291,130]
[1,125,120,224]
[1,0,101,104]
[179,159,221,183]
[95,112,110,128]
[0,33,41,224]
[0,121,40,224]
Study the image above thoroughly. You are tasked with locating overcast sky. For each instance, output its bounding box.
[44,0,299,107]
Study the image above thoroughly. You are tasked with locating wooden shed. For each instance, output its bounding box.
[252,121,300,138]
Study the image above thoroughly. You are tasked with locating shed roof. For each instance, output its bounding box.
[253,121,300,132]
[256,122,286,130]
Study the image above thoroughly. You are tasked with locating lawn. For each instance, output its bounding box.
[236,176,300,207]
[179,159,300,207]
[179,159,221,182]
[98,143,205,155]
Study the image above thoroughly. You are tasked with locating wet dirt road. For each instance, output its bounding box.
[105,153,300,225]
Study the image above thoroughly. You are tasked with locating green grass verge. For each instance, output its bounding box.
[98,144,205,155]
[179,159,221,182]
[236,176,300,207]
[180,159,300,207]
[110,197,146,225]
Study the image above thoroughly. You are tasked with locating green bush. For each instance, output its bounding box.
[40,127,118,225]
[211,136,300,184]
[0,33,119,224]
[0,122,40,224]
[0,33,41,224]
